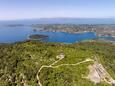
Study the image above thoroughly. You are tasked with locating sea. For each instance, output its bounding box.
[0,18,115,43]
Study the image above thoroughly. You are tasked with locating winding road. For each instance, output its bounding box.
[36,56,94,86]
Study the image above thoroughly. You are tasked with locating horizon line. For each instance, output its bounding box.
[0,17,115,21]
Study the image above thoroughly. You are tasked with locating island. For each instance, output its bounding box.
[5,24,25,27]
[32,24,115,37]
[29,34,48,40]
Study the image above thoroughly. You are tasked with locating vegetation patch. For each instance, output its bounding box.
[0,41,115,86]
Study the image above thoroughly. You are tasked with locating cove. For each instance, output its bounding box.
[0,25,115,43]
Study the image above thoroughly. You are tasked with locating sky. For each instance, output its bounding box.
[0,0,115,20]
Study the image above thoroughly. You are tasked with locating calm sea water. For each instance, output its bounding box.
[0,25,98,43]
[0,19,115,43]
[0,18,115,25]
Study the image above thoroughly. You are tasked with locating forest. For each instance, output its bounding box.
[0,41,115,86]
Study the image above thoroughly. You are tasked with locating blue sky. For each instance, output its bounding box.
[0,0,115,20]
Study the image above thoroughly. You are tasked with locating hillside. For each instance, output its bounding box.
[0,41,115,86]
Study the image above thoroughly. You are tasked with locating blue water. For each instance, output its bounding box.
[0,25,98,43]
[0,18,115,25]
[32,31,97,43]
[0,19,115,43]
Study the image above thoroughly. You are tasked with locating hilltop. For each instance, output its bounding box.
[0,41,115,86]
